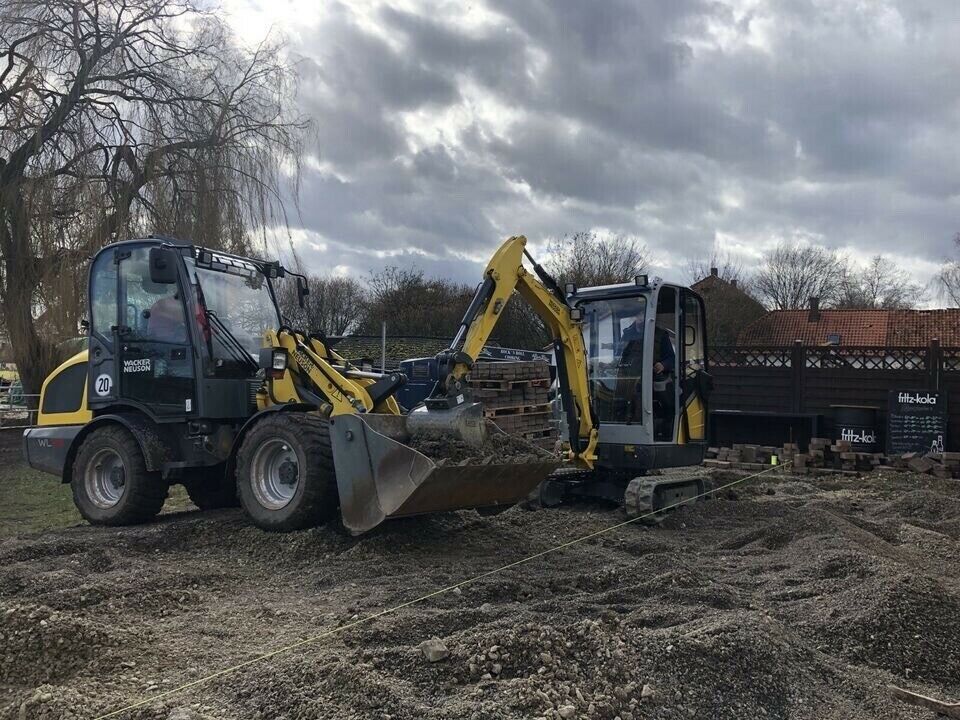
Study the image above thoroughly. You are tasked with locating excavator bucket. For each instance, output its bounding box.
[328,412,560,534]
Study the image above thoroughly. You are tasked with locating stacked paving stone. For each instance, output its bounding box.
[705,438,960,478]
[469,361,557,450]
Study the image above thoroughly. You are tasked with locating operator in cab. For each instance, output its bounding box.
[619,310,675,376]
[619,309,676,428]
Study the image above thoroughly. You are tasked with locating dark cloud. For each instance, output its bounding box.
[280,0,960,288]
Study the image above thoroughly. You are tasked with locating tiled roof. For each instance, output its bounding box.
[330,336,449,368]
[737,309,960,347]
[690,274,765,312]
[885,309,960,346]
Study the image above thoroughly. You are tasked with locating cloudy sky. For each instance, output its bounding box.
[223,0,959,289]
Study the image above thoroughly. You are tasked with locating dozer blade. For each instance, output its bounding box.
[328,413,560,534]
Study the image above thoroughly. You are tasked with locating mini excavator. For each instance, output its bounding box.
[24,235,711,533]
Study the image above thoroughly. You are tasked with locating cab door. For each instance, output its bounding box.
[678,289,710,443]
[87,248,121,409]
[115,246,196,417]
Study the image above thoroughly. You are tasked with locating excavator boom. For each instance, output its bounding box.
[425,235,599,467]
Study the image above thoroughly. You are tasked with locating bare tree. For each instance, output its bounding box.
[278,274,367,336]
[359,267,474,338]
[753,242,848,310]
[0,0,306,396]
[685,243,750,290]
[546,231,650,288]
[937,233,960,307]
[838,255,925,309]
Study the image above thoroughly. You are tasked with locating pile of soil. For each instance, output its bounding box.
[1,466,960,719]
[409,421,553,465]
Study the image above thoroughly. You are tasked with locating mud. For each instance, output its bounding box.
[1,467,960,719]
[409,421,553,464]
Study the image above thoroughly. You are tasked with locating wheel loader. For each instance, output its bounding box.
[23,235,712,533]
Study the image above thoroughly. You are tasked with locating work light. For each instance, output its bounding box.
[258,348,288,378]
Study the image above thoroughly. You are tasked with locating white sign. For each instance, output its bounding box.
[95,374,113,396]
[123,358,152,373]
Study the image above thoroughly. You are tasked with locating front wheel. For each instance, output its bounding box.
[71,426,167,525]
[236,413,339,532]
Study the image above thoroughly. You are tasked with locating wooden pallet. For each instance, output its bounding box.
[483,402,551,418]
[470,378,550,390]
[518,428,557,440]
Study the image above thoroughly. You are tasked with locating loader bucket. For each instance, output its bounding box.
[328,413,561,534]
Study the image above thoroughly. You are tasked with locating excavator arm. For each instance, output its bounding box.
[433,235,598,467]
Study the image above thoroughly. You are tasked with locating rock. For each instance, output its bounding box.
[641,684,656,700]
[558,705,577,719]
[167,709,198,720]
[418,637,450,662]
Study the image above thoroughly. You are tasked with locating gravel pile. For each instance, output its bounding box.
[1,466,959,719]
[409,421,553,464]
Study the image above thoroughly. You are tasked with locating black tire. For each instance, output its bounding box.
[236,413,339,532]
[71,425,168,526]
[182,466,239,510]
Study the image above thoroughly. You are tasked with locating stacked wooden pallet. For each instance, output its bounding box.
[705,438,960,478]
[469,361,557,450]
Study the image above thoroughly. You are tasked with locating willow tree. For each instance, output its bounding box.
[0,0,306,397]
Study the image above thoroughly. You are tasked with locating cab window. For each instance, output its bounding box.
[90,251,118,338]
[582,296,646,424]
[121,250,187,343]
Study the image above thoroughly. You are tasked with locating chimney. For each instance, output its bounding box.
[808,296,820,323]
[730,279,738,288]
[710,267,718,277]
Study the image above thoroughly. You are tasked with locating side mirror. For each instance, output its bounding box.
[296,276,310,309]
[149,247,178,284]
[685,325,696,346]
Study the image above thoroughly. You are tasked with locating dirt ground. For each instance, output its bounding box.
[2,429,960,720]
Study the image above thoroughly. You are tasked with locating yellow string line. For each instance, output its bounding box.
[93,462,789,719]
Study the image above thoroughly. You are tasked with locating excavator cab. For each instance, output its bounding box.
[536,276,711,516]
[573,278,709,468]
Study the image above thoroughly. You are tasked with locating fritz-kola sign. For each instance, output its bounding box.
[896,392,938,405]
[841,428,876,445]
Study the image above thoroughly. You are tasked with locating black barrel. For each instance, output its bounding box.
[832,405,879,452]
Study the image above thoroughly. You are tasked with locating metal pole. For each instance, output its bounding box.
[381,320,387,372]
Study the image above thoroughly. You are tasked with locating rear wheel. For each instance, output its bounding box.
[236,413,339,531]
[71,426,167,525]
[182,466,239,510]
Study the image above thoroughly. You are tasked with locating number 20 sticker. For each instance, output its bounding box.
[95,374,113,396]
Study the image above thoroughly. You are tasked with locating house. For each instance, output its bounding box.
[690,268,767,345]
[738,298,960,347]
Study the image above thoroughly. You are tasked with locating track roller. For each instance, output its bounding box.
[624,474,706,524]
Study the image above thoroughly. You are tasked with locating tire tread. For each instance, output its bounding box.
[236,413,338,531]
[71,425,167,525]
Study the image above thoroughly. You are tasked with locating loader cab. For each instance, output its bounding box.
[86,239,282,423]
[570,276,709,472]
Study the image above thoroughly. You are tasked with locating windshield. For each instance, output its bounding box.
[185,256,279,359]
[581,295,647,424]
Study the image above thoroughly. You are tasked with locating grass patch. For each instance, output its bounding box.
[0,457,195,539]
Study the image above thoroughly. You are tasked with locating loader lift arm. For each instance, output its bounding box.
[433,235,598,467]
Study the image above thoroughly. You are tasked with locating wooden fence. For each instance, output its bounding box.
[708,340,960,449]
